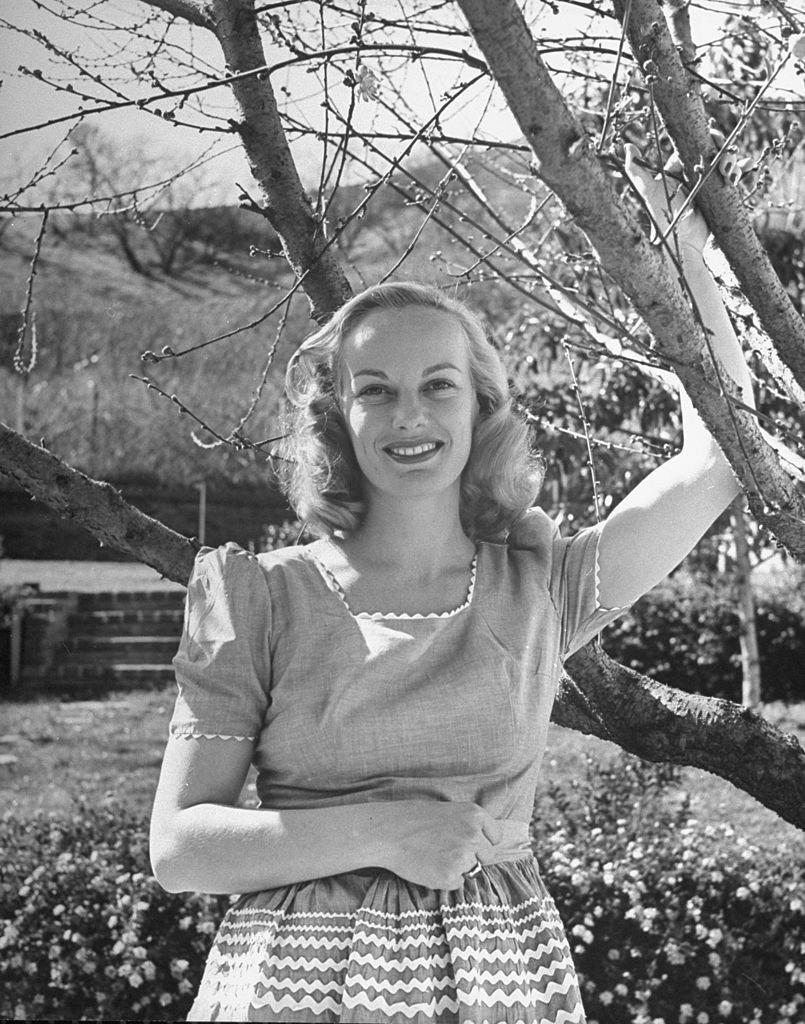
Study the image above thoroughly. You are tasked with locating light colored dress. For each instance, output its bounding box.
[168,508,629,1024]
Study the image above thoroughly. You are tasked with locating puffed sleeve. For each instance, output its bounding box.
[168,543,271,742]
[508,508,631,661]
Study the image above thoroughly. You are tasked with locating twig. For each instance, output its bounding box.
[14,211,49,376]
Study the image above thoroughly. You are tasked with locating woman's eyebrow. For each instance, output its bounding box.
[352,362,462,380]
[423,362,461,375]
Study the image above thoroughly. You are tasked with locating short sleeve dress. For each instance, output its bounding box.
[168,508,630,1024]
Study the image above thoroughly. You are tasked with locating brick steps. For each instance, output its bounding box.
[44,590,185,692]
[76,609,185,637]
[59,635,180,665]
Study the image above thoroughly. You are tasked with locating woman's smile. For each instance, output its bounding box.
[383,439,445,463]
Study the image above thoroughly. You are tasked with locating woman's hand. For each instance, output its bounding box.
[373,800,504,890]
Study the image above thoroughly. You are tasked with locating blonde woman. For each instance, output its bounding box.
[150,158,751,1023]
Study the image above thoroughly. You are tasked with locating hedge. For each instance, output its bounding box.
[1,756,803,1022]
[602,569,805,704]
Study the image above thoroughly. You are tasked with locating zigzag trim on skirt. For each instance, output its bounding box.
[187,889,586,1023]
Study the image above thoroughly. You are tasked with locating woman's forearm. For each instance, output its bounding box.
[675,244,755,462]
[679,245,755,405]
[151,800,392,894]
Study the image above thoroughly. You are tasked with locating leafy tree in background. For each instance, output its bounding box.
[0,0,804,826]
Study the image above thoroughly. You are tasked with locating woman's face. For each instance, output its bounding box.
[338,306,479,504]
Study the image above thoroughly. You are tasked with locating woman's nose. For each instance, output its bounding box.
[391,391,427,430]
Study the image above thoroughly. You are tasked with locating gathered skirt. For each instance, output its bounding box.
[187,855,586,1024]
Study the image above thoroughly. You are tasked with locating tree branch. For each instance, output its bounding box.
[455,0,805,561]
[138,0,214,30]
[0,422,197,584]
[202,0,352,322]
[559,644,805,830]
[612,0,805,392]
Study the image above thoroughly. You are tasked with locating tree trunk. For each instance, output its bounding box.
[731,497,762,709]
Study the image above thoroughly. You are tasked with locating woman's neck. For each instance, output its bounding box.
[341,491,474,576]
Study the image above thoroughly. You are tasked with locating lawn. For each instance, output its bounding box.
[1,687,802,858]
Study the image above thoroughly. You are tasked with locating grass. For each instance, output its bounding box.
[1,688,802,858]
[1,560,186,592]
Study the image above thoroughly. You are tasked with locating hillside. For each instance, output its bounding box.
[0,152,540,489]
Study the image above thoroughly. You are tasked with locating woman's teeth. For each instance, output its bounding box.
[387,442,438,457]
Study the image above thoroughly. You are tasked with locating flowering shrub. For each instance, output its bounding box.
[0,803,227,1021]
[1,759,803,1021]
[535,756,805,1024]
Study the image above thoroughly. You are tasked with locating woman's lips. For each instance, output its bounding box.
[383,440,444,463]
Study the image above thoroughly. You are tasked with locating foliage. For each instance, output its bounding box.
[0,803,228,1021]
[602,569,805,703]
[258,517,314,551]
[1,757,803,1021]
[534,756,805,1024]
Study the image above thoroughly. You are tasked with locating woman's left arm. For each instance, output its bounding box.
[596,153,755,609]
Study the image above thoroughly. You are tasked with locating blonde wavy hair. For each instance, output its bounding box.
[280,281,542,541]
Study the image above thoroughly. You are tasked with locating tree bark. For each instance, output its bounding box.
[454,0,805,561]
[612,0,805,393]
[1,419,802,828]
[0,422,197,583]
[560,644,804,829]
[731,497,762,709]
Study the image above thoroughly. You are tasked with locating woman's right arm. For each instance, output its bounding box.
[149,735,502,894]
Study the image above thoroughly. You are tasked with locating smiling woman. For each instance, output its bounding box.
[150,218,752,1022]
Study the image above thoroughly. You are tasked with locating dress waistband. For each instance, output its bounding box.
[482,818,532,866]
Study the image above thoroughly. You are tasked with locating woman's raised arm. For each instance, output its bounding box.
[595,147,755,610]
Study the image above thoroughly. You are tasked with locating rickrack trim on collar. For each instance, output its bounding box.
[306,547,479,621]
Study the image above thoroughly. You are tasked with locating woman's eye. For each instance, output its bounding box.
[357,384,387,398]
[426,378,457,392]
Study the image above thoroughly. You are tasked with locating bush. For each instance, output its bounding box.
[0,804,227,1021]
[1,761,802,1022]
[534,756,805,1024]
[602,570,805,703]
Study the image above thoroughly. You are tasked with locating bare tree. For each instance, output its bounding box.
[1,0,804,826]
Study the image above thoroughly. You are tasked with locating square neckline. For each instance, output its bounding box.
[302,541,480,621]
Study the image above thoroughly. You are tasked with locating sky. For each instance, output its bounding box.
[0,0,801,207]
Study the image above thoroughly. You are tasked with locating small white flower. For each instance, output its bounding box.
[599,991,614,1006]
[718,1002,733,1018]
[696,975,711,990]
[707,927,723,947]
